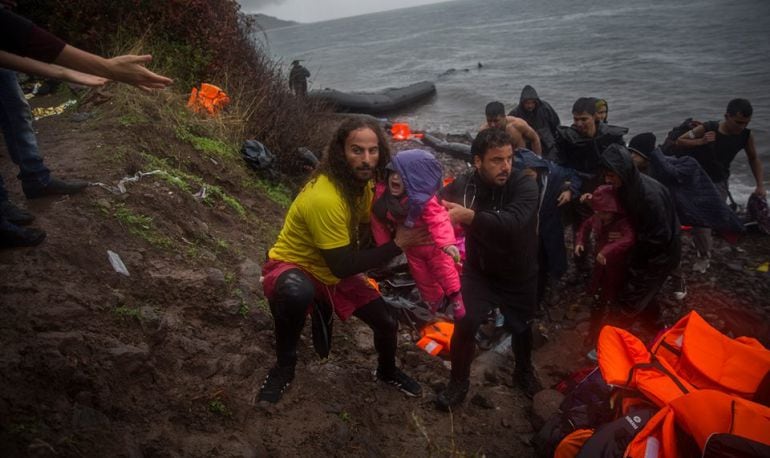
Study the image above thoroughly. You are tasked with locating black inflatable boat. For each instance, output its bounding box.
[309,81,436,115]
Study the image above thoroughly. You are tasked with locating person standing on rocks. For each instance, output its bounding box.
[674,98,765,273]
[435,128,542,410]
[288,60,310,96]
[480,101,542,155]
[257,118,428,404]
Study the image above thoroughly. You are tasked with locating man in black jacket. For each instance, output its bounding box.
[599,144,681,331]
[436,128,541,410]
[556,97,626,281]
[509,85,561,160]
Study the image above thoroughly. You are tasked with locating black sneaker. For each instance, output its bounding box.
[0,220,46,248]
[23,177,89,199]
[376,367,422,397]
[435,378,469,411]
[0,200,35,225]
[513,367,543,399]
[257,366,295,404]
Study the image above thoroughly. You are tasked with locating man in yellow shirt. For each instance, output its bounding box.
[258,118,427,403]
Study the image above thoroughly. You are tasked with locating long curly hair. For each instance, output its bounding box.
[312,117,391,243]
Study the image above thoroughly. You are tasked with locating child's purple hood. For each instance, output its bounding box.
[389,149,443,227]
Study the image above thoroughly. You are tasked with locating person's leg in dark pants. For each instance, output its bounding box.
[258,268,314,403]
[353,297,398,374]
[354,297,422,396]
[436,273,492,410]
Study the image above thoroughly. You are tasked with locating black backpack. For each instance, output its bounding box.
[661,118,703,156]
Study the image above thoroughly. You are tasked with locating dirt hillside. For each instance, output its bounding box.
[1,89,769,457]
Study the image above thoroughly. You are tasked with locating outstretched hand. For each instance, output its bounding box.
[105,55,173,90]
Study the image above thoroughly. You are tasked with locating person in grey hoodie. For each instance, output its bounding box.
[509,85,561,160]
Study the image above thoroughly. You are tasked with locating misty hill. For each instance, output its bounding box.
[249,13,299,30]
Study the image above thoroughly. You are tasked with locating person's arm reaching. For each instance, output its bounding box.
[0,51,107,86]
[53,46,172,90]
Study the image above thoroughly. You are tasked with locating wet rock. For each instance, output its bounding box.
[139,306,161,332]
[206,268,227,289]
[352,326,374,352]
[727,261,744,272]
[531,389,564,430]
[71,403,111,430]
[470,393,495,409]
[238,258,262,287]
[108,343,149,374]
[472,350,508,382]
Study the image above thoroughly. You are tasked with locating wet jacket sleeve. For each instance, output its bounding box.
[320,242,401,279]
[421,196,456,248]
[470,175,538,242]
[599,218,636,264]
[0,9,65,62]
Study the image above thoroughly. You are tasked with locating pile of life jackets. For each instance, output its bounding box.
[187,83,230,115]
[549,310,770,457]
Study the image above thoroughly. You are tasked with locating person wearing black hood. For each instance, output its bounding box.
[597,144,681,331]
[436,128,541,410]
[289,60,310,96]
[509,85,561,160]
[555,97,627,281]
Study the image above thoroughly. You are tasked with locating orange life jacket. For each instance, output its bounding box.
[625,389,770,458]
[187,83,230,115]
[554,428,594,458]
[416,321,453,356]
[650,310,770,400]
[597,326,695,408]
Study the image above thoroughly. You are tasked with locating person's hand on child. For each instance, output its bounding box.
[443,245,461,264]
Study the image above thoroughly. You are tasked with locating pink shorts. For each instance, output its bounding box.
[261,259,380,321]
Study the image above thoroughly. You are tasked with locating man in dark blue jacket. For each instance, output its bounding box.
[436,128,541,410]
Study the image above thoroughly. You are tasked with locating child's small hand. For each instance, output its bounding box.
[574,244,584,256]
[443,245,461,264]
[596,253,607,265]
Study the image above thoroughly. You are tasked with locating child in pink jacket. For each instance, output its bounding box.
[371,149,465,319]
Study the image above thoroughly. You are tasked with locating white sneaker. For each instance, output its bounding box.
[673,277,687,301]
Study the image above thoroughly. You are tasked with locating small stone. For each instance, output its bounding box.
[470,393,495,409]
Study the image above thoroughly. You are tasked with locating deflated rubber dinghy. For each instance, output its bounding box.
[421,133,472,162]
[309,81,436,115]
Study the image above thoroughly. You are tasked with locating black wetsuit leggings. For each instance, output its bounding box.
[269,268,398,374]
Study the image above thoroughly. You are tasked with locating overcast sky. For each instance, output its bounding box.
[238,0,449,23]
